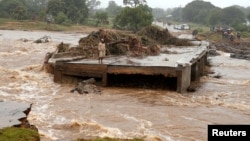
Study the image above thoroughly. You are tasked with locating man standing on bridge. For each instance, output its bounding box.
[98,38,106,64]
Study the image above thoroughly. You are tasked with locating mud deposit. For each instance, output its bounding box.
[0,30,250,141]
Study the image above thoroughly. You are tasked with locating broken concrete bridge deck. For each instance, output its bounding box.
[50,42,208,93]
[0,101,32,129]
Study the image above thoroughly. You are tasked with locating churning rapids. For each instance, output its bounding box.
[0,29,250,141]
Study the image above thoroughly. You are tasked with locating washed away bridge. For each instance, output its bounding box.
[48,41,208,93]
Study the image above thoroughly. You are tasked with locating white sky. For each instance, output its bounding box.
[99,0,250,9]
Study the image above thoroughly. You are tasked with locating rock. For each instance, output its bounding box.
[208,49,220,56]
[0,101,37,131]
[82,78,95,84]
[187,86,196,92]
[34,35,51,43]
[71,78,101,94]
[230,54,250,61]
[163,58,169,61]
[209,45,217,50]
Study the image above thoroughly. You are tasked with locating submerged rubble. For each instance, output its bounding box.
[138,26,192,46]
[70,78,101,94]
[34,35,51,43]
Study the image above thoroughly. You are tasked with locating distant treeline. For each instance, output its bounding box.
[0,0,249,31]
[153,1,250,31]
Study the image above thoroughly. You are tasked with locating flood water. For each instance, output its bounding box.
[0,30,250,141]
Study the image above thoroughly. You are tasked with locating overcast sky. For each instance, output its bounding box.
[99,0,250,9]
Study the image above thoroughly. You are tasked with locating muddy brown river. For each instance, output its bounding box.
[0,30,250,141]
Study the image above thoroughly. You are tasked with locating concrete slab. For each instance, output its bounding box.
[61,46,207,67]
[0,101,32,128]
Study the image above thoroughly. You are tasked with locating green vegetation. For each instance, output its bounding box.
[0,18,14,25]
[94,12,108,27]
[0,127,40,141]
[0,18,103,32]
[76,137,144,141]
[0,0,47,21]
[179,0,248,31]
[0,0,249,40]
[113,5,153,32]
[47,0,88,24]
[188,23,211,33]
[0,0,154,32]
[0,18,70,31]
[182,0,246,28]
[106,1,122,18]
[183,0,216,24]
[0,0,249,33]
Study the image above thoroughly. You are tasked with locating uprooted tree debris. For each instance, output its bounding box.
[47,25,193,61]
[138,26,192,46]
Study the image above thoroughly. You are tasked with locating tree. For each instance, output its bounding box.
[55,11,67,24]
[95,12,108,26]
[123,0,147,7]
[106,1,122,18]
[0,0,49,20]
[208,8,223,26]
[232,5,249,17]
[87,0,101,16]
[46,0,65,17]
[47,0,88,24]
[221,6,245,26]
[182,0,215,24]
[248,12,250,21]
[13,5,26,20]
[171,7,182,21]
[63,0,88,24]
[152,8,167,22]
[114,5,153,32]
[0,0,27,20]
[87,0,101,10]
[25,0,48,20]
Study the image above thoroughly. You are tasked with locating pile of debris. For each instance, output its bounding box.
[138,26,193,46]
[79,29,135,56]
[49,26,193,59]
[53,42,95,58]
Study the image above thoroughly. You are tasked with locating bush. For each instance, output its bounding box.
[55,12,68,24]
[113,5,153,32]
[233,23,249,32]
[241,31,250,38]
[62,19,72,26]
